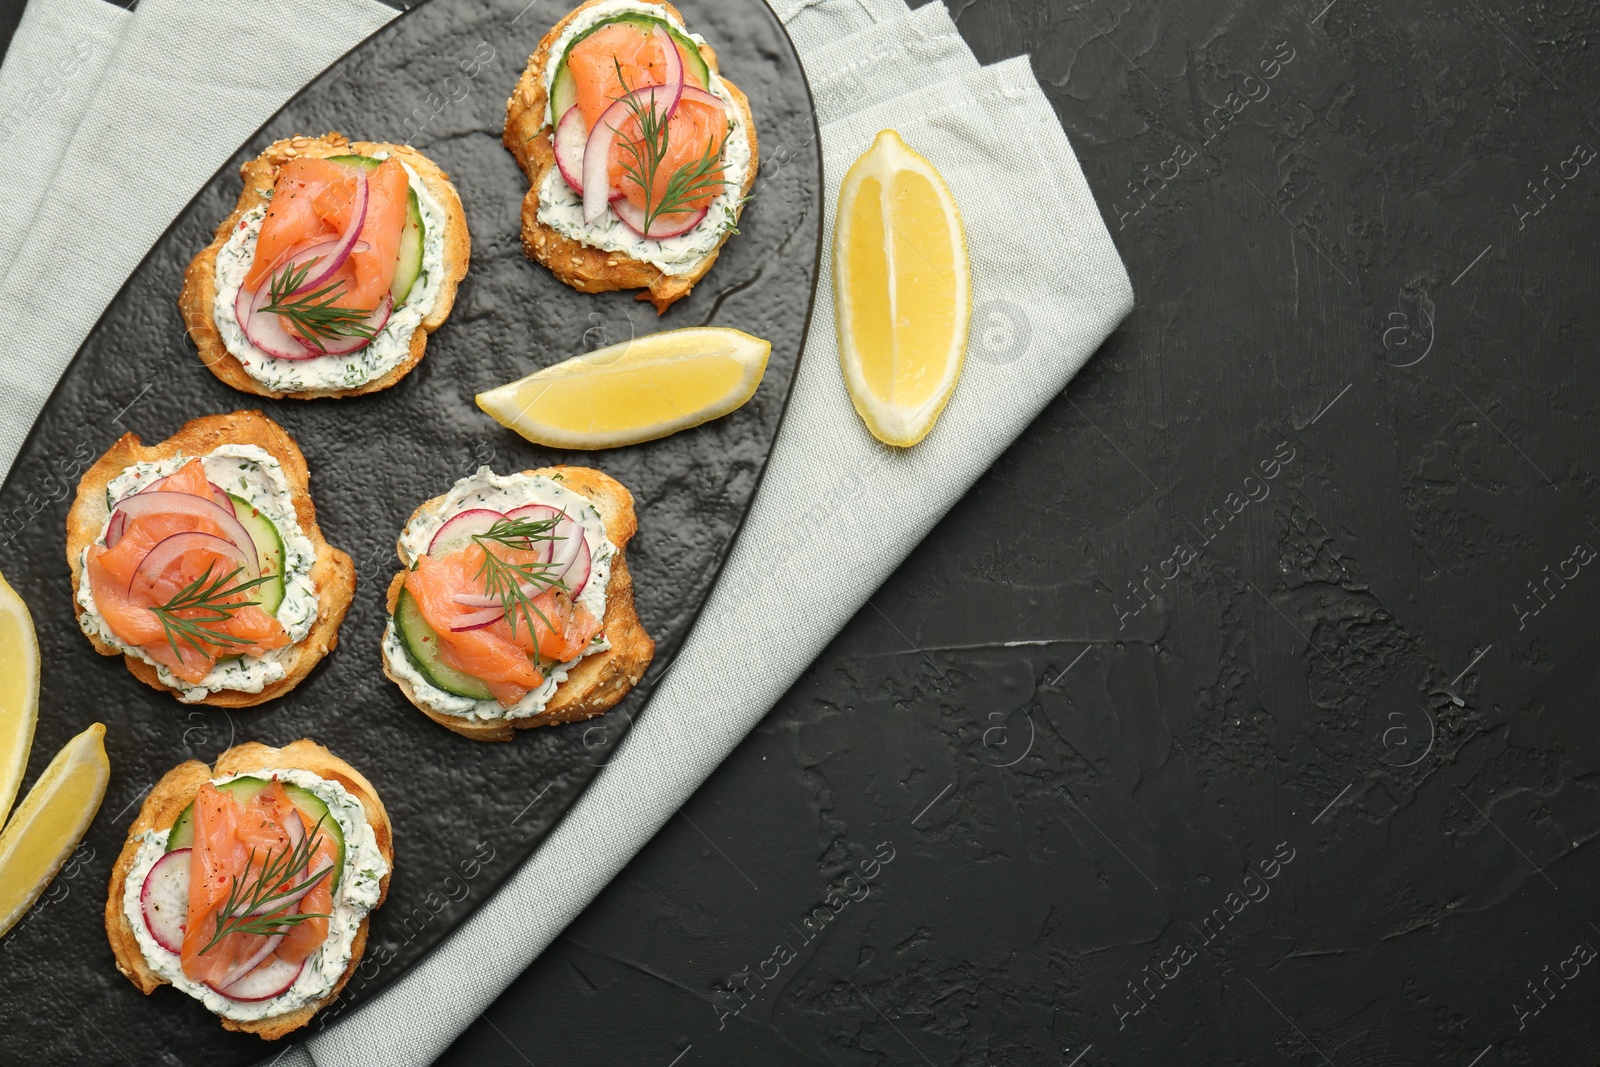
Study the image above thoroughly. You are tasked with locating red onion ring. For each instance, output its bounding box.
[131,532,253,598]
[236,167,382,359]
[109,492,258,568]
[142,475,236,514]
[211,932,285,992]
[449,605,510,632]
[240,864,332,918]
[269,169,368,298]
[451,576,556,610]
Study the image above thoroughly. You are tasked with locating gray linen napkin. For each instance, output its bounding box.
[0,0,126,278]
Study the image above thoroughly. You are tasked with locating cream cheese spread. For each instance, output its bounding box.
[75,445,318,702]
[120,768,388,1023]
[211,155,448,394]
[536,0,750,276]
[383,468,615,722]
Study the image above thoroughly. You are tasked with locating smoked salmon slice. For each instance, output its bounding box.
[88,459,289,684]
[565,21,726,221]
[567,23,707,133]
[244,156,410,317]
[181,779,334,987]
[404,540,600,708]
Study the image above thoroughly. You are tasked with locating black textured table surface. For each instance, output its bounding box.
[7,0,1599,1063]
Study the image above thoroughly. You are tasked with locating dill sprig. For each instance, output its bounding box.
[471,516,569,641]
[199,815,333,956]
[609,60,729,234]
[260,257,377,352]
[148,563,274,661]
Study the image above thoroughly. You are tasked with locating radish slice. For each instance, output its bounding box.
[582,28,685,223]
[140,848,190,955]
[561,534,593,599]
[110,492,258,566]
[554,106,587,194]
[215,953,306,1002]
[611,198,709,239]
[236,279,314,360]
[503,504,561,564]
[132,532,255,596]
[548,511,584,576]
[428,508,505,557]
[238,276,389,360]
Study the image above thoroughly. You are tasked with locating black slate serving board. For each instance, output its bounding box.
[0,0,819,1061]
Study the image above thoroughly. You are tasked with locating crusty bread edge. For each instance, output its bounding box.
[380,466,655,742]
[104,739,394,1041]
[64,411,355,708]
[178,133,471,400]
[501,0,760,313]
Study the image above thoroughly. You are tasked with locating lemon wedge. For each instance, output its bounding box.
[477,327,772,450]
[834,129,972,447]
[0,570,39,831]
[0,722,110,938]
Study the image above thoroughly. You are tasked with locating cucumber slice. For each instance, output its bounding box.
[283,782,345,892]
[228,493,285,616]
[550,62,578,122]
[322,153,426,306]
[166,776,269,850]
[552,15,712,118]
[392,187,424,307]
[165,776,347,892]
[325,154,380,170]
[394,587,494,701]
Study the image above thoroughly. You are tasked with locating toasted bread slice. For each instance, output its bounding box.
[179,132,470,400]
[503,0,759,313]
[381,466,654,741]
[65,411,355,708]
[105,739,393,1041]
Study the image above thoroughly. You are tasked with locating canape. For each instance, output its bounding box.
[381,466,654,741]
[65,411,354,706]
[180,133,470,399]
[503,0,759,312]
[106,740,391,1039]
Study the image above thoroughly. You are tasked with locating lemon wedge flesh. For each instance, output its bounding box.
[477,327,772,450]
[0,570,39,831]
[834,129,972,447]
[0,722,110,938]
